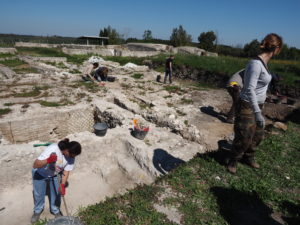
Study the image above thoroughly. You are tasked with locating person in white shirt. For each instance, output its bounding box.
[31,139,81,223]
[227,33,283,174]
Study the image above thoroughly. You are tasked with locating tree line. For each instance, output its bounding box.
[98,25,300,60]
[1,25,300,60]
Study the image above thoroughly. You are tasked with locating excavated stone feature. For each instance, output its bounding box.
[0,106,94,143]
[0,47,17,54]
[0,65,16,79]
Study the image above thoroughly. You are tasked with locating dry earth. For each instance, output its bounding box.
[0,55,236,225]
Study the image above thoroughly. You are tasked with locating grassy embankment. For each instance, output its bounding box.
[74,122,299,225]
[104,54,300,88]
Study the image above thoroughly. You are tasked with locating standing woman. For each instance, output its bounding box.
[31,139,81,223]
[227,33,283,174]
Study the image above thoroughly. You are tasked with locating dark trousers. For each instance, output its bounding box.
[95,67,108,81]
[164,69,172,83]
[231,100,264,160]
[227,86,240,120]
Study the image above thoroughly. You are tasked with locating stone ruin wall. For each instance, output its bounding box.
[0,107,95,144]
[14,42,218,57]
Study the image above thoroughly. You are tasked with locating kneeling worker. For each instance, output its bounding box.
[82,62,108,85]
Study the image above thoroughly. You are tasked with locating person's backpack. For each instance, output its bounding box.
[156,75,161,82]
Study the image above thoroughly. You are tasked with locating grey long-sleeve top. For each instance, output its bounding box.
[240,59,272,113]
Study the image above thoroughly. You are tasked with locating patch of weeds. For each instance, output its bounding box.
[181,97,193,104]
[103,56,144,66]
[40,101,61,107]
[176,109,186,116]
[14,66,39,74]
[39,91,49,97]
[60,98,75,106]
[163,95,172,99]
[0,58,25,67]
[0,108,12,115]
[184,120,189,126]
[76,92,87,99]
[0,53,15,58]
[167,102,174,107]
[70,81,100,93]
[164,85,185,95]
[120,83,132,90]
[138,91,146,96]
[43,61,56,66]
[136,84,144,89]
[147,87,154,91]
[86,96,93,102]
[139,102,149,110]
[16,47,66,57]
[69,69,81,74]
[144,139,151,146]
[0,58,38,73]
[155,66,165,73]
[56,62,67,69]
[13,86,41,97]
[4,102,14,106]
[131,73,144,79]
[66,54,90,65]
[33,218,48,225]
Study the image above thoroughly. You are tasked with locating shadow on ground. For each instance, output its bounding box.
[200,106,227,122]
[280,201,300,225]
[196,139,232,166]
[211,187,283,225]
[152,148,185,175]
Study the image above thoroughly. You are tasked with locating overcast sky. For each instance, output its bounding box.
[1,0,299,48]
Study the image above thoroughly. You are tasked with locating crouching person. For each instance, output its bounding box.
[31,139,81,223]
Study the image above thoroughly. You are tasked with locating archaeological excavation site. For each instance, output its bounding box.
[0,43,299,225]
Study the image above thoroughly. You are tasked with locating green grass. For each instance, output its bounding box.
[77,122,300,225]
[0,58,25,67]
[103,56,145,66]
[131,73,144,79]
[164,85,186,95]
[16,47,66,57]
[69,81,101,93]
[0,108,12,115]
[105,54,300,87]
[16,47,90,65]
[13,86,42,97]
[0,58,39,73]
[40,101,61,107]
[180,97,193,104]
[0,53,15,58]
[69,68,81,74]
[4,102,14,106]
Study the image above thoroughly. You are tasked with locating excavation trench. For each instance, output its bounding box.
[0,103,203,225]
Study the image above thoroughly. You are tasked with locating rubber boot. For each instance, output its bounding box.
[227,159,237,174]
[245,157,260,169]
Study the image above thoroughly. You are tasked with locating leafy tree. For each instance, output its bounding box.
[99,26,123,45]
[243,39,260,57]
[198,31,216,51]
[170,25,192,47]
[143,30,153,41]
